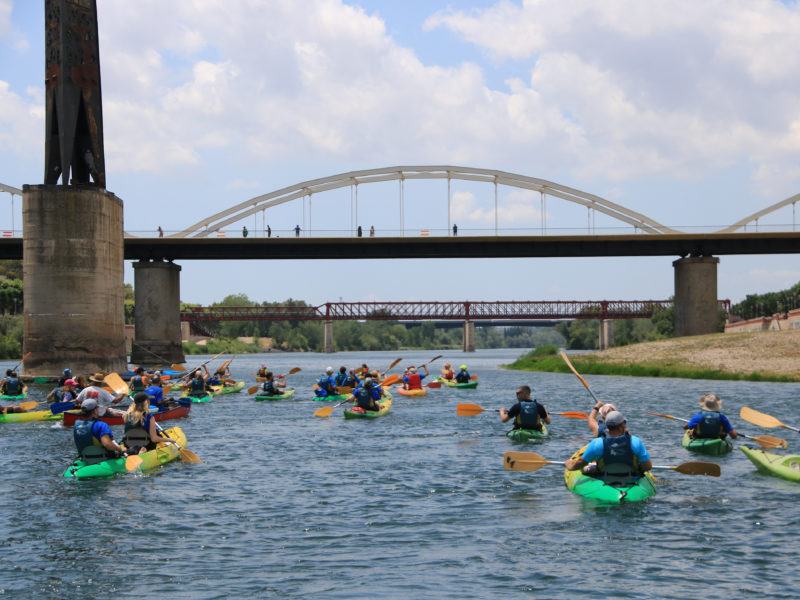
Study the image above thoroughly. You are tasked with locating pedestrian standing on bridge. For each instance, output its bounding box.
[242,226,248,237]
[267,225,271,238]
[357,225,362,237]
[370,225,375,237]
[453,224,458,236]
[295,224,301,237]
[158,226,164,238]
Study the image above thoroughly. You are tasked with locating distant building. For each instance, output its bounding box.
[725,308,800,332]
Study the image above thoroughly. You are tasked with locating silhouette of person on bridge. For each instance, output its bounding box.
[370,225,375,237]
[295,225,301,237]
[357,225,362,237]
[242,226,248,238]
[157,226,164,238]
[453,224,458,236]
[267,225,271,238]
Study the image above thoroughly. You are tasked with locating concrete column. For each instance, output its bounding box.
[130,261,185,365]
[323,321,334,353]
[463,320,476,352]
[673,256,720,337]
[22,185,127,375]
[598,319,614,350]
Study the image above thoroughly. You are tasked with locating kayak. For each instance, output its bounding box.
[210,381,245,395]
[63,426,188,479]
[61,402,191,427]
[563,446,657,503]
[507,425,549,442]
[397,386,427,397]
[740,446,800,483]
[1,410,62,423]
[254,388,296,401]
[437,378,478,389]
[183,390,214,403]
[344,396,393,419]
[313,393,350,402]
[1,392,27,401]
[121,369,185,379]
[681,431,733,456]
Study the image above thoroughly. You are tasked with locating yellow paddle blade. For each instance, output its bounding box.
[314,406,335,418]
[248,385,260,395]
[104,373,129,395]
[178,447,202,464]
[749,434,788,449]
[381,374,400,387]
[652,462,720,477]
[335,386,354,394]
[740,406,785,429]
[286,367,302,375]
[171,364,187,371]
[503,451,556,472]
[456,403,488,416]
[20,401,39,410]
[125,455,143,471]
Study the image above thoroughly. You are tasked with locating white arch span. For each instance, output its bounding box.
[172,166,681,238]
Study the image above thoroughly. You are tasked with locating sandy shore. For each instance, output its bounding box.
[584,328,800,381]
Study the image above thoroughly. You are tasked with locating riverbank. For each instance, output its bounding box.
[505,328,800,382]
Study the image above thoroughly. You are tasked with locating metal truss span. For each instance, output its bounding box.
[172,166,681,238]
[180,299,734,322]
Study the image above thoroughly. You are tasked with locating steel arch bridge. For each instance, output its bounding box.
[3,171,799,236]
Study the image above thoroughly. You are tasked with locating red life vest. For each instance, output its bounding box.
[407,373,422,389]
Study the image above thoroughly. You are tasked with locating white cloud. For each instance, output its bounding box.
[0,80,42,158]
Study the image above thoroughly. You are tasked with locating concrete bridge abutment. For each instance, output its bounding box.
[22,185,127,375]
[323,321,334,353]
[673,256,721,337]
[598,319,614,350]
[130,260,185,365]
[463,320,476,352]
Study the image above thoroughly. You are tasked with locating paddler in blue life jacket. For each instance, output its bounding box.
[143,372,169,410]
[187,369,208,396]
[348,378,383,412]
[588,402,617,438]
[72,398,126,462]
[500,385,551,432]
[565,411,653,481]
[0,370,25,397]
[684,393,738,440]
[47,378,78,404]
[454,365,471,383]
[315,367,337,398]
[128,367,149,393]
[260,371,286,396]
[58,368,73,387]
[123,392,176,454]
[342,368,359,388]
[334,366,348,387]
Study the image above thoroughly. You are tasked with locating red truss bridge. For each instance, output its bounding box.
[180,299,731,322]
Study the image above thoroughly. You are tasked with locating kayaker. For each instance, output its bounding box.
[454,365,471,383]
[334,366,348,387]
[260,371,286,396]
[47,378,78,404]
[0,370,25,397]
[75,373,126,417]
[128,367,149,393]
[187,369,208,396]
[123,392,176,454]
[588,402,617,437]
[257,364,268,378]
[73,398,126,461]
[74,375,88,393]
[342,368,359,388]
[205,364,222,388]
[349,378,382,412]
[684,393,739,440]
[402,365,429,390]
[565,411,653,481]
[144,372,168,410]
[441,363,455,380]
[500,385,551,432]
[58,368,73,387]
[315,367,337,398]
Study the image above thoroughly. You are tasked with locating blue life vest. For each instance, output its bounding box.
[262,380,277,395]
[596,422,608,438]
[597,432,637,477]
[191,378,206,393]
[317,376,334,394]
[4,377,21,395]
[517,401,541,430]
[694,411,724,438]
[124,413,152,433]
[130,375,145,392]
[74,419,102,454]
[334,372,347,386]
[455,371,470,383]
[343,375,357,387]
[356,387,377,411]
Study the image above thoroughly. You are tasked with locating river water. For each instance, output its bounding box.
[2,348,799,599]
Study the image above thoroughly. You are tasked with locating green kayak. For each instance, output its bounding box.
[507,425,549,442]
[681,431,733,456]
[313,393,350,402]
[211,381,245,395]
[182,390,213,403]
[63,426,187,479]
[437,378,478,389]
[740,446,800,483]
[1,392,27,401]
[0,410,62,423]
[344,396,392,419]
[254,388,296,401]
[563,446,657,503]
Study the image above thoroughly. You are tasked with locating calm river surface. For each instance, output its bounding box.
[2,348,799,599]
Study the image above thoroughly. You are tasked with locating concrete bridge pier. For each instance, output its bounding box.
[463,320,476,352]
[323,321,334,353]
[598,319,614,350]
[22,185,127,375]
[673,256,721,337]
[130,260,185,365]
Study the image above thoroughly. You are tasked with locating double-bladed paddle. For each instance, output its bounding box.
[314,396,353,418]
[425,380,442,388]
[503,451,721,476]
[644,410,787,448]
[11,351,31,372]
[50,401,76,414]
[739,406,800,433]
[560,351,601,404]
[18,400,39,411]
[457,402,586,418]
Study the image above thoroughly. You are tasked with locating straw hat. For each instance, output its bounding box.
[88,372,107,384]
[699,393,722,411]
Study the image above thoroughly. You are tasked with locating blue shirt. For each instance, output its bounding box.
[582,434,650,464]
[686,412,733,433]
[144,385,164,404]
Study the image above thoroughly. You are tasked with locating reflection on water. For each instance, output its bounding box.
[2,349,799,599]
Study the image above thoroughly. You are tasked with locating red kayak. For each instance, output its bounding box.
[61,403,190,427]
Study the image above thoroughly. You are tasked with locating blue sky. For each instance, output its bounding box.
[2,0,799,308]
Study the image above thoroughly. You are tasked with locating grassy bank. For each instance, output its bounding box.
[504,331,800,383]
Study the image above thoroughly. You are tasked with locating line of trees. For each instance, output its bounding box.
[730,281,800,321]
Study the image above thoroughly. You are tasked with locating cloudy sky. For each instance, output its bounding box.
[1,0,799,307]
